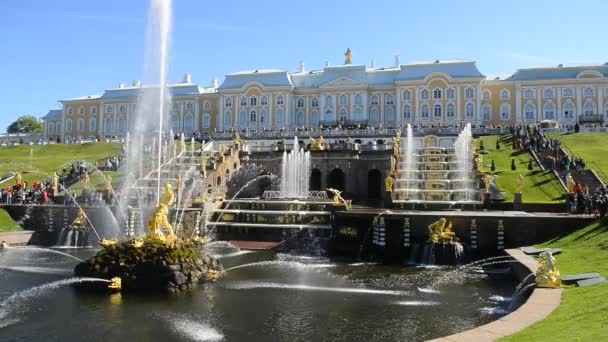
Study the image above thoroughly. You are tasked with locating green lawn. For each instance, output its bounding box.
[68,170,125,192]
[0,143,123,185]
[546,133,608,183]
[475,135,565,203]
[503,218,608,341]
[0,208,21,232]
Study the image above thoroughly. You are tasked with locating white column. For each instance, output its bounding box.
[456,86,461,123]
[476,84,482,123]
[194,101,200,132]
[113,106,118,135]
[514,85,521,124]
[576,87,583,121]
[268,93,273,128]
[536,89,542,121]
[415,88,421,124]
[396,87,402,126]
[556,87,562,122]
[99,102,104,136]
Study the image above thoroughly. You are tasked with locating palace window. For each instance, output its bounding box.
[89,118,96,132]
[118,117,126,133]
[385,107,395,123]
[584,101,595,116]
[483,90,490,100]
[355,108,364,120]
[48,122,55,135]
[501,104,510,120]
[105,118,112,132]
[186,102,194,110]
[421,89,429,100]
[500,89,510,100]
[447,103,455,118]
[311,97,319,107]
[250,96,257,106]
[119,105,127,113]
[223,111,232,125]
[240,97,247,107]
[371,95,379,105]
[277,95,284,105]
[370,108,379,123]
[225,98,232,107]
[524,89,535,99]
[403,89,411,101]
[297,98,305,108]
[260,110,267,123]
[465,87,475,99]
[340,95,348,105]
[482,105,491,121]
[324,109,333,121]
[204,101,211,110]
[90,106,97,115]
[355,94,362,105]
[311,111,320,126]
[434,104,442,118]
[543,89,553,98]
[433,89,442,99]
[184,114,194,132]
[261,96,268,106]
[543,103,555,120]
[172,114,180,130]
[239,110,247,125]
[563,103,575,119]
[562,88,573,98]
[386,95,394,105]
[250,110,257,122]
[446,88,455,99]
[465,103,475,117]
[403,105,411,119]
[77,118,84,132]
[421,104,429,118]
[203,114,211,128]
[66,119,73,133]
[68,107,73,115]
[339,108,347,123]
[276,109,284,124]
[584,87,594,97]
[78,107,84,115]
[297,111,305,125]
[525,104,535,121]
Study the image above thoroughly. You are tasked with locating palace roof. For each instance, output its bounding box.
[507,63,608,81]
[42,109,62,120]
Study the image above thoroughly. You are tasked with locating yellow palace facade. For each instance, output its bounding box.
[43,50,608,140]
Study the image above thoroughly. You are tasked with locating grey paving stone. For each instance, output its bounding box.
[577,277,607,287]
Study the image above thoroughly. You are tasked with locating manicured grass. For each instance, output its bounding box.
[475,135,565,203]
[0,208,21,232]
[546,133,608,183]
[503,218,608,341]
[0,143,123,185]
[68,170,125,192]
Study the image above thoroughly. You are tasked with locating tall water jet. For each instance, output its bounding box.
[280,137,310,198]
[454,123,473,201]
[404,124,415,198]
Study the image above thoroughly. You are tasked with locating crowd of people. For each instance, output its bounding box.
[567,185,608,217]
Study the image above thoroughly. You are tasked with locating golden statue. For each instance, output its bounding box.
[344,48,353,64]
[309,136,324,150]
[428,218,458,243]
[484,174,492,193]
[14,172,22,186]
[385,174,395,193]
[176,175,182,196]
[108,277,122,291]
[82,173,90,193]
[390,155,397,175]
[566,173,575,193]
[99,238,118,247]
[516,174,524,194]
[105,176,113,192]
[51,173,59,194]
[219,144,225,156]
[146,183,176,240]
[393,130,401,156]
[130,239,144,248]
[233,133,241,147]
[160,183,175,207]
[71,209,88,229]
[535,251,562,288]
[326,188,351,209]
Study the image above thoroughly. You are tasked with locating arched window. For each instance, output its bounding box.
[446,88,455,99]
[89,117,96,132]
[261,96,268,106]
[239,110,247,125]
[385,107,395,123]
[584,101,595,116]
[260,109,267,123]
[297,98,305,108]
[240,96,247,107]
[78,107,84,115]
[421,89,429,100]
[48,122,55,135]
[403,89,411,101]
[90,106,97,115]
[204,101,211,110]
[355,94,362,105]
[543,103,555,120]
[584,87,594,97]
[447,103,455,118]
[203,114,211,128]
[562,88,573,98]
[543,89,553,98]
[434,104,442,118]
[525,104,535,121]
[563,102,575,119]
[421,104,429,118]
[119,105,127,113]
[466,103,475,117]
[501,89,510,100]
[311,97,319,107]
[371,95,379,105]
[524,89,535,98]
[172,114,180,130]
[104,118,112,132]
[249,110,257,122]
[339,108,347,122]
[325,95,333,106]
[118,117,126,133]
[483,90,490,100]
[340,95,347,105]
[223,111,232,125]
[184,114,194,132]
[186,102,194,110]
[482,104,491,121]
[386,95,394,105]
[370,108,379,123]
[250,96,257,106]
[276,109,284,125]
[355,108,364,120]
[77,118,84,132]
[403,105,411,119]
[66,119,73,133]
[277,95,284,105]
[225,98,232,107]
[56,122,61,134]
[501,104,510,120]
[297,111,305,125]
[433,88,442,99]
[311,111,320,126]
[465,87,475,99]
[67,107,73,115]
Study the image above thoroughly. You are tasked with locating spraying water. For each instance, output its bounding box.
[280,136,310,198]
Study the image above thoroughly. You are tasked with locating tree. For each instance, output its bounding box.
[7,115,43,133]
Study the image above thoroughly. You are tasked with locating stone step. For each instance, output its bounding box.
[577,277,607,287]
[562,273,602,284]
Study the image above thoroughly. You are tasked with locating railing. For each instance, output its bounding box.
[247,142,394,153]
[578,114,605,123]
[262,191,329,200]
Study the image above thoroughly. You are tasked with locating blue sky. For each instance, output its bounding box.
[1,0,608,132]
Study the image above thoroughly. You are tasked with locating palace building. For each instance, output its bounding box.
[43,49,608,140]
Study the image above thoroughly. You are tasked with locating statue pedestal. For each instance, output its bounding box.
[384,192,393,208]
[483,192,491,203]
[514,193,522,204]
